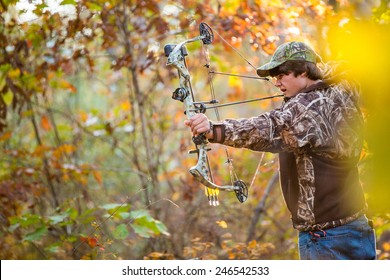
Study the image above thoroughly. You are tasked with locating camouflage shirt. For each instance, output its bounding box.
[211,81,367,231]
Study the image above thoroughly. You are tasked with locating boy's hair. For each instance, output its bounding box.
[269,60,323,80]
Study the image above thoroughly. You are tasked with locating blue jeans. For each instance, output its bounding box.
[298,215,376,260]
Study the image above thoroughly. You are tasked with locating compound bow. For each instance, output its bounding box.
[165,23,281,206]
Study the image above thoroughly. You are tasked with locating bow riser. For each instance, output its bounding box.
[168,47,237,190]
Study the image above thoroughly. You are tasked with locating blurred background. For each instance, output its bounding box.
[0,0,389,260]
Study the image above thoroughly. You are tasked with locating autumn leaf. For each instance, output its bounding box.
[120,101,131,111]
[2,91,13,106]
[247,239,257,249]
[0,131,12,141]
[58,79,77,93]
[92,170,103,185]
[216,220,228,229]
[88,237,98,248]
[41,115,52,131]
[383,242,390,252]
[80,236,99,248]
[7,68,21,79]
[60,0,76,5]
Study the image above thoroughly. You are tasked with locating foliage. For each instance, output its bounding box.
[0,0,389,260]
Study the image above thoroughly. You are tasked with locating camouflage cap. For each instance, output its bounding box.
[256,41,320,77]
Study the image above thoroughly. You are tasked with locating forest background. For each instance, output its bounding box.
[1,0,390,260]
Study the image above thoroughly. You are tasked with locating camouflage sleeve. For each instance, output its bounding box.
[212,99,322,153]
[219,113,284,152]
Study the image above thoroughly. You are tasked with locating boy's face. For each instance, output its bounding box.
[273,72,310,98]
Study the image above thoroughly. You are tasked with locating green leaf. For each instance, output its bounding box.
[35,3,48,10]
[135,216,159,233]
[85,2,102,11]
[130,223,154,238]
[129,209,149,220]
[113,224,129,240]
[9,214,41,227]
[65,207,78,220]
[154,220,170,237]
[23,226,48,242]
[129,210,170,238]
[0,63,11,74]
[118,212,130,219]
[60,0,76,5]
[3,91,13,106]
[101,203,131,219]
[101,203,130,213]
[48,213,69,225]
[45,243,62,253]
[3,0,18,6]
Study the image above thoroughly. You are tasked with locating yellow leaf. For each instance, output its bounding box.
[171,191,180,202]
[383,242,390,252]
[79,111,88,122]
[3,91,13,106]
[228,76,243,88]
[120,101,131,111]
[220,0,240,15]
[59,79,77,93]
[216,220,228,229]
[7,68,20,79]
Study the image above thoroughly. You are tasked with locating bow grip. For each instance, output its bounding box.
[192,133,207,145]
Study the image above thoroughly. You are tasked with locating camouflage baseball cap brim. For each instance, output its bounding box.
[257,41,320,77]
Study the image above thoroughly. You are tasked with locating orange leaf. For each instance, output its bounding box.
[93,170,103,185]
[247,240,257,249]
[0,131,12,141]
[41,115,51,131]
[79,111,88,122]
[88,237,98,248]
